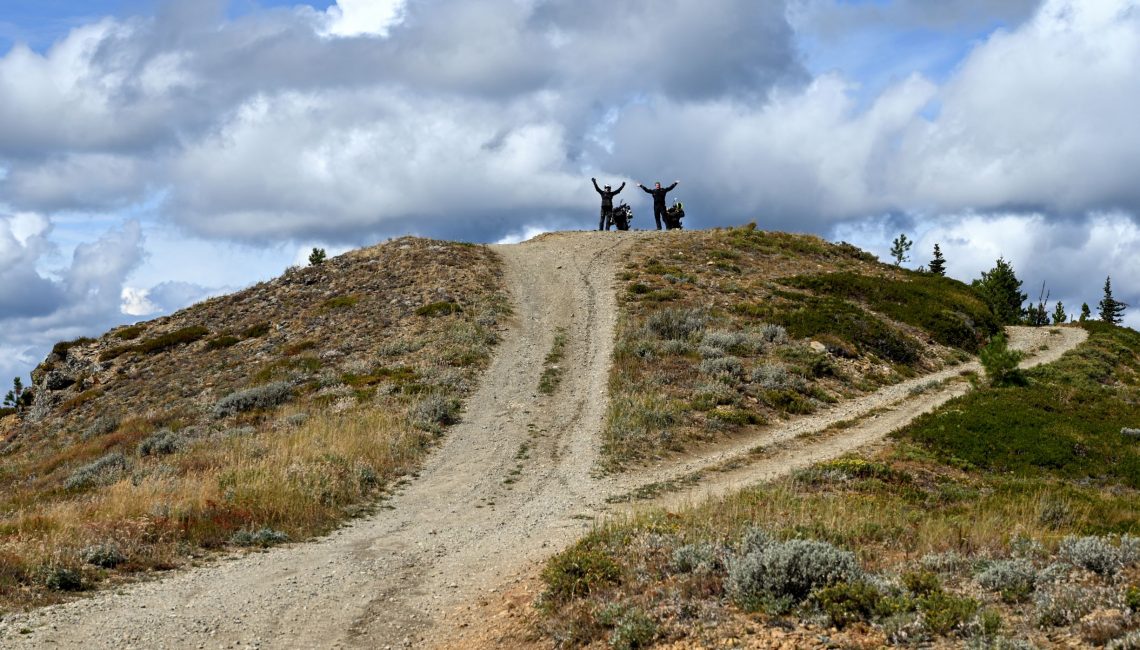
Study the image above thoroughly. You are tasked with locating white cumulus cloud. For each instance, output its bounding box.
[320,0,407,38]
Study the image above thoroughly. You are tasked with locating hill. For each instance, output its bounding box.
[0,227,1129,649]
[525,229,1140,648]
[0,237,507,610]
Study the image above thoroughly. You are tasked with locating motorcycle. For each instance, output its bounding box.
[663,200,684,230]
[608,202,633,231]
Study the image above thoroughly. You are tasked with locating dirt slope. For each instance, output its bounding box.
[0,232,1087,649]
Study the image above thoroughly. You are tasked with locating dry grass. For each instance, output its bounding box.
[537,323,1140,648]
[601,224,975,471]
[0,238,509,611]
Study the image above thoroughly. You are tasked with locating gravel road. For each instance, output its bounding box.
[0,231,1087,650]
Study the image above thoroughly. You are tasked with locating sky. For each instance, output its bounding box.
[2,0,1140,384]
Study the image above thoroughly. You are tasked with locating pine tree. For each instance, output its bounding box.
[1052,301,1067,325]
[2,377,26,413]
[890,234,913,267]
[1098,276,1127,324]
[928,244,946,276]
[972,257,1027,325]
[979,333,1027,387]
[308,248,327,266]
[1080,303,1091,322]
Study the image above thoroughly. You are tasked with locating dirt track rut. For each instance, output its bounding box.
[0,232,1087,649]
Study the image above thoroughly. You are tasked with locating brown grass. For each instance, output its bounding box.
[0,238,509,611]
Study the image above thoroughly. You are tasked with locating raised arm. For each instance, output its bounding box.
[614,182,626,195]
[591,177,602,194]
[665,181,678,192]
[639,183,653,194]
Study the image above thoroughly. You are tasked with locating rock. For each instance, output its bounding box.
[44,370,77,391]
[809,341,827,353]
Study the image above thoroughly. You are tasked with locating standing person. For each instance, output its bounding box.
[592,178,625,231]
[638,180,679,230]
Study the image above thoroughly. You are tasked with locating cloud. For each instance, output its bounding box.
[165,90,598,241]
[320,0,407,38]
[121,280,216,316]
[892,0,1140,215]
[2,153,151,211]
[3,0,1140,382]
[0,211,63,318]
[0,218,146,382]
[832,210,1140,329]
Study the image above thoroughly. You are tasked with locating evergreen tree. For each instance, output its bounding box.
[979,334,1027,387]
[972,257,1027,325]
[1052,301,1067,325]
[928,244,946,276]
[1080,302,1091,322]
[889,233,913,267]
[2,377,27,413]
[308,247,327,266]
[1098,276,1127,324]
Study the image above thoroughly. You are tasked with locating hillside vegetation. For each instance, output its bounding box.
[537,227,1140,648]
[0,238,507,610]
[603,224,996,470]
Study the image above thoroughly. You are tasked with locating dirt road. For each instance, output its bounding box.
[0,232,1087,649]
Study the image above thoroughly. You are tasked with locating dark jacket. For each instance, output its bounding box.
[641,182,677,208]
[593,179,625,210]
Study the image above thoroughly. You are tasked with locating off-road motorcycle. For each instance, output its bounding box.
[663,200,684,230]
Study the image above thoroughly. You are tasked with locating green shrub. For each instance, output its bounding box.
[782,272,999,351]
[812,580,886,628]
[241,321,271,338]
[321,295,359,311]
[1124,585,1140,612]
[113,325,146,341]
[707,408,761,427]
[541,546,621,603]
[207,335,241,350]
[897,325,1140,487]
[979,334,1026,387]
[919,590,978,635]
[52,336,97,357]
[762,292,920,365]
[902,570,942,597]
[415,301,460,317]
[133,326,209,354]
[212,382,293,418]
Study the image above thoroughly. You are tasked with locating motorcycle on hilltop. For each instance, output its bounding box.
[663,200,685,230]
[607,202,633,231]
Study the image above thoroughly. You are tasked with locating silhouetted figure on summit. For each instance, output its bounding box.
[638,180,679,230]
[592,178,625,231]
